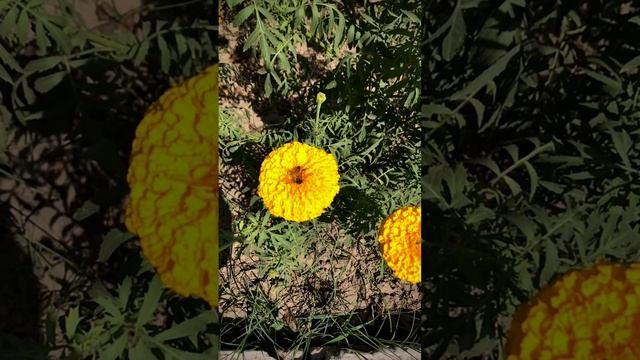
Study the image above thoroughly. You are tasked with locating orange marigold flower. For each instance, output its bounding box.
[125,65,218,307]
[506,262,640,360]
[378,206,421,284]
[257,141,339,222]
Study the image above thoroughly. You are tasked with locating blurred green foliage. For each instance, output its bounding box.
[423,1,640,358]
[0,0,218,358]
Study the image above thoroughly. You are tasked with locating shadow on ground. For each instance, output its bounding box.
[0,206,46,357]
[221,309,420,359]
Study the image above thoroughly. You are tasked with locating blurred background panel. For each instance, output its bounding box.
[0,0,218,358]
[423,1,640,359]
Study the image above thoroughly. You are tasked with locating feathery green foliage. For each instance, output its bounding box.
[220,0,421,356]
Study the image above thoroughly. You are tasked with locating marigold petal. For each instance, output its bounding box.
[378,206,421,284]
[506,262,640,359]
[125,65,219,307]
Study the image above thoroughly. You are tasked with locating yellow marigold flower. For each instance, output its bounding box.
[378,206,421,284]
[257,141,339,222]
[506,262,640,360]
[125,65,218,307]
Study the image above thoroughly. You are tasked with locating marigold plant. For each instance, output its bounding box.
[125,65,219,307]
[506,262,640,360]
[257,141,339,222]
[378,206,421,284]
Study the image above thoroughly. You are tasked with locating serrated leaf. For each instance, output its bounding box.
[129,339,155,360]
[505,214,538,244]
[465,205,495,224]
[158,36,170,73]
[458,336,497,357]
[294,5,305,26]
[523,161,539,199]
[94,295,122,320]
[260,35,271,70]
[581,67,622,96]
[64,307,81,339]
[347,24,355,43]
[467,98,485,126]
[68,59,89,68]
[165,348,214,360]
[517,263,534,292]
[244,28,259,50]
[21,81,35,105]
[34,71,65,93]
[118,277,132,310]
[24,56,63,74]
[256,5,275,24]
[504,144,519,162]
[129,339,156,360]
[42,20,71,53]
[98,229,135,262]
[134,40,150,66]
[0,63,12,84]
[15,10,30,43]
[102,333,128,360]
[175,33,188,56]
[233,5,254,26]
[610,129,632,168]
[277,51,291,72]
[34,21,50,52]
[442,6,466,61]
[492,142,554,185]
[310,4,319,35]
[154,311,217,342]
[333,13,345,50]
[503,175,522,195]
[450,45,520,101]
[0,43,21,72]
[622,55,640,72]
[136,275,164,327]
[539,240,559,286]
[600,211,621,244]
[423,103,465,125]
[264,74,272,97]
[401,9,420,23]
[0,6,18,37]
[474,158,500,175]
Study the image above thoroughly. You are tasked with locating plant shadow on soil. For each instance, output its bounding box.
[220,309,420,359]
[0,207,41,354]
[322,187,383,238]
[219,191,233,269]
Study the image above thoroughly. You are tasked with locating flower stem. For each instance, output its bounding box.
[314,92,326,143]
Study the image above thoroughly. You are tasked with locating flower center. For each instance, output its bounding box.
[290,166,304,184]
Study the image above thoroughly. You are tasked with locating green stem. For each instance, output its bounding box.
[314,101,323,142]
